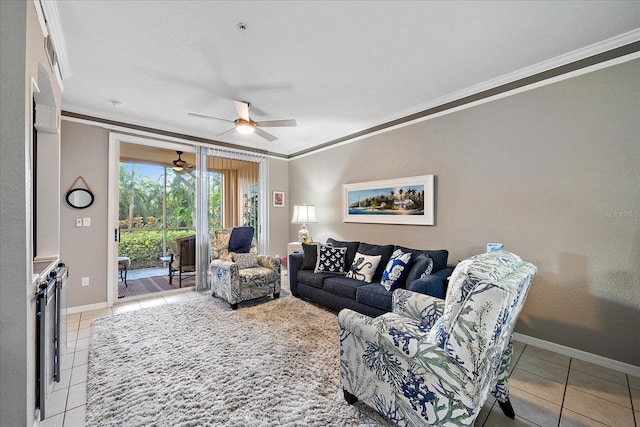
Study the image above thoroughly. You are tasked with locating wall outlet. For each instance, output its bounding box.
[81,276,90,287]
[75,218,83,227]
[82,217,91,227]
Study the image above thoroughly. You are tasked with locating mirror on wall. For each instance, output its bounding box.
[65,188,94,209]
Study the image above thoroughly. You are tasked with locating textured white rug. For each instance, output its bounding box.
[87,292,394,426]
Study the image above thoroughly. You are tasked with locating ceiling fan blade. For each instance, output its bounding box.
[216,127,237,137]
[188,112,234,123]
[255,119,297,128]
[255,127,278,142]
[234,100,251,121]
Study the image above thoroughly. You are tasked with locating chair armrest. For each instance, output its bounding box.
[210,259,239,274]
[337,308,380,343]
[407,266,454,299]
[392,288,445,328]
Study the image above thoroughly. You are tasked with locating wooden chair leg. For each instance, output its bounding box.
[230,303,239,310]
[343,389,358,404]
[498,398,515,419]
[273,292,280,299]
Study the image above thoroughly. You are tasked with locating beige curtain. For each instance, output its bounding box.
[207,157,259,228]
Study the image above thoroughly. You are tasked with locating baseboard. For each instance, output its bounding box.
[513,333,640,377]
[67,301,108,315]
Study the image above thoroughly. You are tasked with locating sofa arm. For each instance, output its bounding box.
[288,253,304,296]
[257,255,281,273]
[407,266,454,299]
[392,288,445,328]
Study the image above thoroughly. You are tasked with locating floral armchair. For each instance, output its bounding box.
[338,250,537,426]
[209,228,281,309]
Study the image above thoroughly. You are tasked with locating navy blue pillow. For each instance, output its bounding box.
[228,227,254,253]
[405,255,434,286]
[395,246,448,272]
[301,243,318,270]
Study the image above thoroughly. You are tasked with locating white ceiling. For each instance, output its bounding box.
[55,1,640,157]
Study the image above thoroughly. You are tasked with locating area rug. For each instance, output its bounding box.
[118,274,195,298]
[87,292,395,426]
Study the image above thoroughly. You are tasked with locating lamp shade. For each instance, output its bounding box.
[291,205,317,224]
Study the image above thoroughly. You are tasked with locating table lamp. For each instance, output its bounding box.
[291,205,317,243]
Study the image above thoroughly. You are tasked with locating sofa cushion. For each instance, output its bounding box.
[395,246,448,272]
[356,283,394,311]
[381,249,413,291]
[405,254,434,285]
[323,276,368,300]
[346,252,382,283]
[301,243,318,270]
[326,238,360,268]
[356,243,395,281]
[314,244,347,273]
[296,270,339,289]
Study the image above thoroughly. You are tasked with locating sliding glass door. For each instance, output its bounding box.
[108,134,267,304]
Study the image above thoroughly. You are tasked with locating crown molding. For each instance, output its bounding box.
[289,29,640,159]
[38,0,71,79]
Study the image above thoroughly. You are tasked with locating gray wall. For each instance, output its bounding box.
[289,59,640,366]
[61,121,110,307]
[266,157,290,259]
[0,1,62,425]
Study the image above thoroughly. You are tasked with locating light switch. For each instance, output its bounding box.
[75,218,83,227]
[83,217,91,227]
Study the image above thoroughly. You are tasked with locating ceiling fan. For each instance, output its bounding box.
[172,151,194,174]
[188,100,296,142]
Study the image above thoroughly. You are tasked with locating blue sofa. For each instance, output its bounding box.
[288,238,454,317]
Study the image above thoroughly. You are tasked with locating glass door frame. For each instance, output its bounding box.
[107,133,268,306]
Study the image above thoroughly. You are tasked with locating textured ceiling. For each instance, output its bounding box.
[55,1,640,157]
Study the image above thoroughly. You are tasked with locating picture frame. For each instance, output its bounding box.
[343,175,434,225]
[272,191,285,207]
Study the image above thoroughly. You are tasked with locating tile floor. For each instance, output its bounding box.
[42,288,638,427]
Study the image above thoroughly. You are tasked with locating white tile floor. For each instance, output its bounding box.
[42,287,639,427]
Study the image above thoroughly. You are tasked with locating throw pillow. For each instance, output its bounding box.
[356,242,395,281]
[314,244,347,273]
[381,249,413,291]
[301,243,318,270]
[228,226,254,253]
[326,238,360,268]
[405,255,434,285]
[232,252,259,269]
[346,252,382,283]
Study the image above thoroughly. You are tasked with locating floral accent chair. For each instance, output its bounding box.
[338,250,537,426]
[209,228,281,309]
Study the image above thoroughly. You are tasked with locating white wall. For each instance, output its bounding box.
[288,59,640,366]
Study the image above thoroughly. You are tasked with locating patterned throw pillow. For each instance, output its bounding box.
[314,244,347,273]
[232,252,259,269]
[381,249,413,291]
[346,252,382,283]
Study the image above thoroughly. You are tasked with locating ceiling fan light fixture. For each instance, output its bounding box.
[235,118,255,135]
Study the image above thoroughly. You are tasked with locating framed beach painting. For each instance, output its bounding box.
[343,175,434,225]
